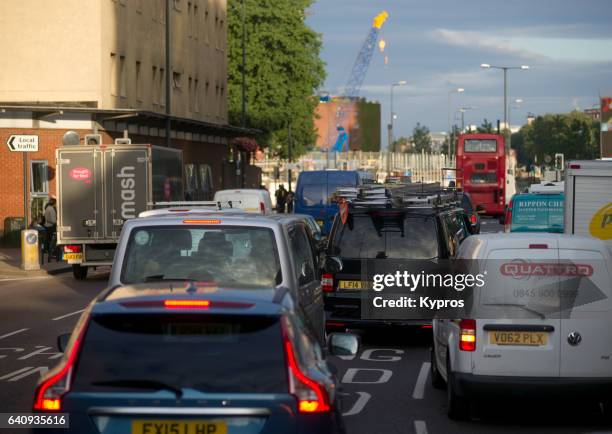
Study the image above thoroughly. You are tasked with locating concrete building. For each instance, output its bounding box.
[0,0,258,239]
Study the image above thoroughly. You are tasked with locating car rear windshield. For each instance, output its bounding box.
[464,139,497,153]
[72,314,288,394]
[331,213,439,259]
[120,226,281,288]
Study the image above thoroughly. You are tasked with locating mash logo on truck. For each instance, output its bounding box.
[589,202,612,240]
[117,166,136,219]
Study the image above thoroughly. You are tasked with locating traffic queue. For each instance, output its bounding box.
[33,159,611,433]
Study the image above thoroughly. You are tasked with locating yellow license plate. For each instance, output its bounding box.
[489,331,548,346]
[339,280,367,290]
[316,220,324,226]
[132,420,227,434]
[63,253,82,261]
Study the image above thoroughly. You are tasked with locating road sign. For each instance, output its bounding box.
[6,135,38,152]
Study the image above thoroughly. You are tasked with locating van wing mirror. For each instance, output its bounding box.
[323,256,343,274]
[327,333,359,356]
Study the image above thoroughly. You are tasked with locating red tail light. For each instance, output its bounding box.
[164,300,210,309]
[322,273,334,293]
[260,202,266,214]
[469,214,477,225]
[282,318,330,413]
[459,319,476,351]
[64,245,82,253]
[569,163,580,169]
[529,244,548,249]
[33,319,89,411]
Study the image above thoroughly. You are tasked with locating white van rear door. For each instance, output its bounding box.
[472,243,561,377]
[558,245,612,377]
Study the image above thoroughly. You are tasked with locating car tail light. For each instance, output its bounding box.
[282,319,330,413]
[64,245,82,253]
[33,320,89,411]
[164,300,211,308]
[260,202,266,214]
[322,273,334,293]
[459,319,476,351]
[119,300,253,309]
[469,214,477,225]
[569,163,580,169]
[529,244,548,249]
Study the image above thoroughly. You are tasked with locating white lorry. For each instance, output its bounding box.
[564,160,612,247]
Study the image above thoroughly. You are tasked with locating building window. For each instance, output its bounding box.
[119,55,127,97]
[135,61,142,102]
[193,3,199,39]
[31,161,48,194]
[159,68,166,106]
[173,71,182,90]
[152,66,158,104]
[204,7,210,44]
[110,53,118,96]
[194,78,200,113]
[188,76,193,111]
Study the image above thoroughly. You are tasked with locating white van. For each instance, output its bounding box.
[432,233,612,420]
[564,160,612,247]
[213,189,273,214]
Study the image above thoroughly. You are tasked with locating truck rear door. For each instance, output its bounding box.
[57,148,104,241]
[568,175,612,241]
[104,147,150,238]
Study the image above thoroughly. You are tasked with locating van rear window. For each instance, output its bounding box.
[73,314,288,394]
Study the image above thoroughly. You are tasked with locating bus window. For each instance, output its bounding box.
[464,139,497,153]
[470,173,498,184]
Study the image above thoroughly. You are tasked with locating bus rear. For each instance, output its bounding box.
[456,134,506,216]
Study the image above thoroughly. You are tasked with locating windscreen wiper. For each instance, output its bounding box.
[92,379,184,400]
[144,275,194,283]
[483,303,546,319]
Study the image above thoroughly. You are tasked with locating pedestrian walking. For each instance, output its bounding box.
[286,190,294,213]
[275,185,287,213]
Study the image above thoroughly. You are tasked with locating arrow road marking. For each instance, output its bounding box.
[414,420,428,434]
[412,362,430,399]
[0,328,28,340]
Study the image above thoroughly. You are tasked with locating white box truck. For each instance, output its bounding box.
[564,160,612,246]
[56,144,183,279]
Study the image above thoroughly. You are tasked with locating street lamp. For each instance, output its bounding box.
[447,87,464,157]
[458,106,476,132]
[480,64,529,150]
[388,80,407,174]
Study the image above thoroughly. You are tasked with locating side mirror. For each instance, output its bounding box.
[327,333,359,356]
[57,333,71,353]
[323,256,343,274]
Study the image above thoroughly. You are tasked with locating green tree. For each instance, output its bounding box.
[518,111,599,165]
[411,123,432,153]
[227,0,326,158]
[477,119,495,134]
[391,136,410,153]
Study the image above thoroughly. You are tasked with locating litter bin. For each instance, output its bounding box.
[3,217,25,247]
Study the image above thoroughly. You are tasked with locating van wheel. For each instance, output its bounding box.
[447,359,469,420]
[430,347,446,390]
[72,265,88,280]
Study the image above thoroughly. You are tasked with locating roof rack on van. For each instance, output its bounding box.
[333,182,462,211]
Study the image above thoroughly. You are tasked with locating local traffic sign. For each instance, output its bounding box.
[7,135,39,152]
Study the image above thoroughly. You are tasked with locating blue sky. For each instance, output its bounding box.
[306,0,612,139]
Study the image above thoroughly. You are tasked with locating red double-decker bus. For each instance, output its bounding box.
[456,133,512,216]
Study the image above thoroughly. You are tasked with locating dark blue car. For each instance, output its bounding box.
[33,283,358,434]
[294,170,364,235]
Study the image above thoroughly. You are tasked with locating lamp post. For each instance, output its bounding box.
[447,87,464,158]
[480,64,529,151]
[387,80,407,175]
[458,106,476,132]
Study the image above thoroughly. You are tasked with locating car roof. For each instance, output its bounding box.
[128,211,281,228]
[93,282,285,316]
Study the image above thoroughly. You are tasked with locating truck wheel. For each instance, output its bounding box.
[430,347,446,390]
[72,265,88,280]
[447,358,469,420]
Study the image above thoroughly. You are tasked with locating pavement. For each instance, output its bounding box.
[0,248,71,280]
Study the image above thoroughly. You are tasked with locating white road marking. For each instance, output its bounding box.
[342,391,371,417]
[412,362,430,399]
[341,368,393,384]
[0,276,50,282]
[0,366,49,382]
[414,420,428,434]
[52,309,85,321]
[0,328,28,340]
[360,348,404,362]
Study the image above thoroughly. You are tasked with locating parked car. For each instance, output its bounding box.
[213,188,273,214]
[503,192,564,233]
[108,211,326,343]
[432,233,612,420]
[322,188,471,330]
[33,283,358,433]
[294,170,364,235]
